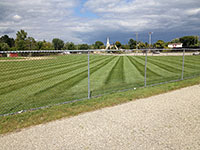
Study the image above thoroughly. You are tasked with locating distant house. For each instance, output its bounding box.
[168,43,183,48]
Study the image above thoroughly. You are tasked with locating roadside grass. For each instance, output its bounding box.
[0,76,200,135]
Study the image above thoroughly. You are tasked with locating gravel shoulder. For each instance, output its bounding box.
[1,85,200,150]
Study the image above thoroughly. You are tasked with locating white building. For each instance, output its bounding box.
[168,43,183,48]
[105,37,118,50]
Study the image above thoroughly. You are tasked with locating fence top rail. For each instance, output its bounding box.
[0,48,200,53]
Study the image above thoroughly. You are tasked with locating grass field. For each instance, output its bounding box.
[0,54,200,115]
[0,57,24,60]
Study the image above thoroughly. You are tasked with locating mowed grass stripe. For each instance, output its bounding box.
[0,55,91,73]
[32,56,116,98]
[0,56,109,95]
[0,55,100,76]
[1,56,105,86]
[1,57,116,114]
[0,55,103,78]
[124,56,144,84]
[0,56,114,113]
[67,56,119,94]
[135,56,184,84]
[0,56,117,113]
[185,55,200,63]
[152,56,199,71]
[0,56,68,73]
[0,56,86,77]
[127,56,145,77]
[89,57,119,92]
[128,56,162,78]
[146,57,182,74]
[0,56,106,83]
[0,58,87,82]
[184,56,200,67]
[0,62,87,95]
[135,56,177,77]
[104,56,125,84]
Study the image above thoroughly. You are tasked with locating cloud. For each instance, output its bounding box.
[186,8,200,15]
[0,27,15,34]
[80,0,200,43]
[0,0,199,44]
[13,15,22,21]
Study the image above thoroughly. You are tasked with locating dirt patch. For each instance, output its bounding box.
[0,57,55,62]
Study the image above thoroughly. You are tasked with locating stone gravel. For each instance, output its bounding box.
[0,85,200,150]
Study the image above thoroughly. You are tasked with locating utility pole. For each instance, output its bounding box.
[136,32,138,49]
[149,32,153,49]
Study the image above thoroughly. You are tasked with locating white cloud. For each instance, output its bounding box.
[13,15,22,21]
[0,0,200,43]
[186,8,200,15]
[83,0,200,32]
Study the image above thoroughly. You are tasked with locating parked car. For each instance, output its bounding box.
[193,52,200,56]
[153,51,160,54]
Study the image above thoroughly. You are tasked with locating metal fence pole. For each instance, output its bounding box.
[88,50,91,99]
[181,49,185,80]
[144,50,148,87]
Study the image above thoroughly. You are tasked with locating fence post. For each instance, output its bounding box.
[88,50,91,99]
[144,49,148,87]
[181,49,185,80]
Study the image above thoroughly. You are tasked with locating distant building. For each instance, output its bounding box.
[7,53,18,57]
[105,37,118,50]
[168,43,183,48]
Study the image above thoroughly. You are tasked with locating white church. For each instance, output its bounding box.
[105,37,118,50]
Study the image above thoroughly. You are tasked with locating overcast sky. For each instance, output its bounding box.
[0,0,200,44]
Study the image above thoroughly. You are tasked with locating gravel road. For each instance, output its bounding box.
[1,85,200,150]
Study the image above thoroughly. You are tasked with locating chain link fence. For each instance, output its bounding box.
[0,49,200,116]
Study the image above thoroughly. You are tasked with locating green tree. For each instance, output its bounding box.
[171,38,180,43]
[121,44,130,49]
[36,41,44,50]
[179,36,199,47]
[128,39,136,49]
[64,42,76,50]
[0,42,9,51]
[16,30,27,41]
[138,42,146,49]
[153,40,165,48]
[145,42,149,48]
[26,37,37,50]
[79,44,89,50]
[15,30,28,50]
[52,38,64,50]
[0,35,15,47]
[94,41,104,49]
[115,41,121,49]
[42,41,54,50]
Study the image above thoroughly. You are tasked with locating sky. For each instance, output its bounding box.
[0,0,200,44]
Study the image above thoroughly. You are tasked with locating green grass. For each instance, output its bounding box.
[1,75,200,135]
[0,55,200,115]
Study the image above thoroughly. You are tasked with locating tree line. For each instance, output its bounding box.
[0,30,199,51]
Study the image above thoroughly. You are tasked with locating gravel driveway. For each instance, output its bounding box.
[1,85,200,150]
